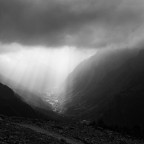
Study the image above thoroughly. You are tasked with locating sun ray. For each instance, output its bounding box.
[0,44,97,112]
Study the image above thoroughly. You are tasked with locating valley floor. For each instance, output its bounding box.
[0,116,143,144]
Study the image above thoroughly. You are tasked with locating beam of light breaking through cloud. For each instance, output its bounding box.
[0,43,97,112]
[0,0,144,118]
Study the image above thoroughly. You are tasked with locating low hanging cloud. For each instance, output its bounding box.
[0,0,144,48]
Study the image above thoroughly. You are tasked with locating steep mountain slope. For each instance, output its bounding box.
[62,48,144,124]
[0,82,41,118]
[100,50,144,128]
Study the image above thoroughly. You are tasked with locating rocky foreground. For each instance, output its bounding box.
[0,115,143,144]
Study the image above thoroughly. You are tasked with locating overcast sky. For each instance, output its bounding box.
[0,0,144,49]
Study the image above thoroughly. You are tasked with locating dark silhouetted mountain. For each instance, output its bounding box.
[100,49,144,128]
[62,47,144,130]
[0,82,45,119]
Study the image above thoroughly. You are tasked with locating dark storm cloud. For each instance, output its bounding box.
[0,0,144,48]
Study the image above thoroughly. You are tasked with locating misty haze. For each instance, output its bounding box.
[0,0,144,144]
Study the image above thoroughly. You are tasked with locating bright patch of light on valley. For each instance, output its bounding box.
[0,43,97,112]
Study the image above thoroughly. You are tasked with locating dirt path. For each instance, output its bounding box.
[18,123,84,144]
